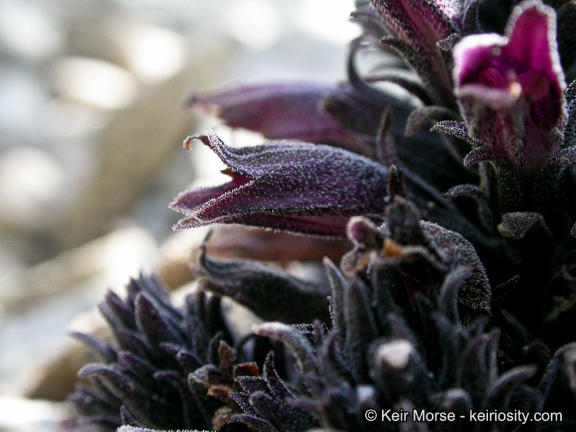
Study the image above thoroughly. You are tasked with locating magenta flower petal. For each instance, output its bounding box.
[188,82,366,153]
[454,0,566,177]
[170,129,389,237]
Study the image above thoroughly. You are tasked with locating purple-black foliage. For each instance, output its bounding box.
[70,0,576,431]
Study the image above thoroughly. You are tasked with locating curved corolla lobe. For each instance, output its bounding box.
[171,129,389,237]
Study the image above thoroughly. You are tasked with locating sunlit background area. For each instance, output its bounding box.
[0,0,357,430]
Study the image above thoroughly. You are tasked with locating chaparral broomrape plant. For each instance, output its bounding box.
[68,0,576,431]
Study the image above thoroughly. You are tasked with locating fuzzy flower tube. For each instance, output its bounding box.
[69,1,576,431]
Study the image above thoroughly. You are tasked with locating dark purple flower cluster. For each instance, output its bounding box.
[69,0,576,431]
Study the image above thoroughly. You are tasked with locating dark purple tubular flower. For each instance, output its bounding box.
[188,82,371,156]
[170,128,389,237]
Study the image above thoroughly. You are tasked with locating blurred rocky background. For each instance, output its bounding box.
[0,0,356,430]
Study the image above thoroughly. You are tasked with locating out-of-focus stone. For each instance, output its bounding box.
[0,227,157,401]
[0,395,68,432]
[0,227,158,309]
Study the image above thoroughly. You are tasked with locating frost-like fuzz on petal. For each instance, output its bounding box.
[171,129,389,237]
